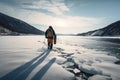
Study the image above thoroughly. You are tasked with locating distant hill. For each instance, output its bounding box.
[77,20,120,36]
[0,12,44,35]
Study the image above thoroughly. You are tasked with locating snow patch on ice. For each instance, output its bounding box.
[55,43,120,80]
[80,64,102,75]
[88,75,112,80]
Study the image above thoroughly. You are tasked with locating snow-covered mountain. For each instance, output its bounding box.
[0,12,44,35]
[0,25,11,33]
[78,20,120,36]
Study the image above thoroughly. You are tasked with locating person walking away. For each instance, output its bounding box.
[45,26,56,49]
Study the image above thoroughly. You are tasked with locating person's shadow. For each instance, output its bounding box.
[0,49,56,80]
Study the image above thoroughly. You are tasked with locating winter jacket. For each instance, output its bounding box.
[45,28,56,40]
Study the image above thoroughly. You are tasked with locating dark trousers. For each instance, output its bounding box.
[48,42,53,49]
[47,38,53,49]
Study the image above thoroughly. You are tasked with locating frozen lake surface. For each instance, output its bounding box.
[0,36,120,80]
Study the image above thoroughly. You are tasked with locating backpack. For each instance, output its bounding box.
[47,29,53,38]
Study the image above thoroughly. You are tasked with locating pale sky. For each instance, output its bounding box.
[0,0,120,34]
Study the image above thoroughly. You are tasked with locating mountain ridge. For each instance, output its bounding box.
[0,12,44,35]
[77,20,120,36]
